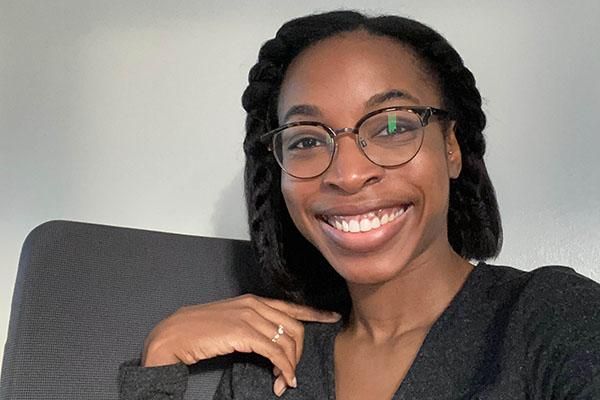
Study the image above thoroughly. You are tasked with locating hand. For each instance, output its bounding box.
[141,294,341,397]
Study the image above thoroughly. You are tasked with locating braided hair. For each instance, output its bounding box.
[241,11,502,318]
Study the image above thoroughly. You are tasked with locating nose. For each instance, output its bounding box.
[321,134,384,194]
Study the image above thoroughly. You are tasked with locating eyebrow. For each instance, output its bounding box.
[365,89,420,108]
[281,89,420,123]
[282,104,322,123]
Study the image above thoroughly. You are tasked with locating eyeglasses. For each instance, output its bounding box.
[260,106,450,179]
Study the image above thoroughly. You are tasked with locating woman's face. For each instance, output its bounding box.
[278,31,462,285]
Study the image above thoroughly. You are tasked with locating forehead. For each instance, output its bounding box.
[278,31,440,121]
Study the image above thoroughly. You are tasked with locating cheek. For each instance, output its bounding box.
[425,130,452,172]
[412,138,452,208]
[280,177,296,218]
[280,172,295,205]
[280,175,313,238]
[427,159,451,207]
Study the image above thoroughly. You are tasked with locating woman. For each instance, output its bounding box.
[119,11,600,399]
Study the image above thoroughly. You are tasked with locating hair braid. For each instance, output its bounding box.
[242,36,303,302]
[413,36,502,258]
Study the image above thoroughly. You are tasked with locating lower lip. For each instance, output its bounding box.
[318,206,412,254]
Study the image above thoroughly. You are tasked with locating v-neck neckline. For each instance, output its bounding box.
[323,261,485,400]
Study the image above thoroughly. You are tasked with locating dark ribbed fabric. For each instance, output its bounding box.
[119,262,600,399]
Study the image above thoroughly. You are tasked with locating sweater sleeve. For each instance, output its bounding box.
[118,359,189,400]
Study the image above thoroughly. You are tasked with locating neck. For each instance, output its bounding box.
[344,243,473,344]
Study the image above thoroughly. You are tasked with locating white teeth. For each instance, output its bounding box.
[380,214,389,224]
[324,205,410,234]
[371,216,381,229]
[359,218,371,232]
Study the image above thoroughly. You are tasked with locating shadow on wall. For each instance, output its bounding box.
[211,168,249,240]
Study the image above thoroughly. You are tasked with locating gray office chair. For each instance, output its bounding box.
[1,220,262,400]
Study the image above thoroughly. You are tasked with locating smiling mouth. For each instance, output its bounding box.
[319,204,411,233]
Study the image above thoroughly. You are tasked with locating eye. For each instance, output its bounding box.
[288,136,326,150]
[373,123,409,137]
[371,121,415,139]
[280,126,331,151]
[364,112,421,141]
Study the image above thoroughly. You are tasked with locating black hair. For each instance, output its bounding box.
[241,10,502,318]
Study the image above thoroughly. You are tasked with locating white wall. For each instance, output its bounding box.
[1,0,599,367]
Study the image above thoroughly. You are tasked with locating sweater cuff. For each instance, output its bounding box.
[119,359,189,400]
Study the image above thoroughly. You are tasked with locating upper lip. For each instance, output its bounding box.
[315,200,413,217]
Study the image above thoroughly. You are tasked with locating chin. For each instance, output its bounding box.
[318,245,417,286]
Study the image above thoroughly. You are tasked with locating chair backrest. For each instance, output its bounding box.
[1,220,260,400]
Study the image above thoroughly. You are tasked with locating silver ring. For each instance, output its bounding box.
[271,324,285,343]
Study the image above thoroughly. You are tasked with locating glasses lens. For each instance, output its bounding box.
[273,124,334,178]
[358,110,424,166]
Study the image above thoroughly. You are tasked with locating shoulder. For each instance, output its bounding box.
[300,319,342,357]
[528,265,600,305]
[482,263,600,305]
[474,264,600,395]
[480,263,600,339]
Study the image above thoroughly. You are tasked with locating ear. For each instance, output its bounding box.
[445,122,462,179]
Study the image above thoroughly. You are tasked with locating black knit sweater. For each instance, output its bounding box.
[119,262,600,399]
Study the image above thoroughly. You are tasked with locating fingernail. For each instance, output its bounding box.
[274,377,287,397]
[331,312,342,319]
[291,376,297,388]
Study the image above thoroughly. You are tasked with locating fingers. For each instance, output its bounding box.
[263,320,298,396]
[273,374,289,397]
[239,297,304,365]
[258,297,342,365]
[240,311,298,369]
[259,297,342,323]
[237,295,341,370]
[235,322,297,388]
[272,366,295,397]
